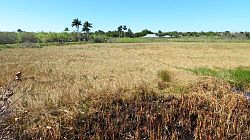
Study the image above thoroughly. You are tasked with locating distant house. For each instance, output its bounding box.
[163,35,171,38]
[143,34,158,38]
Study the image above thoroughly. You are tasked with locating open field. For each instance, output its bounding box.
[0,42,250,139]
[1,42,250,87]
[1,42,250,89]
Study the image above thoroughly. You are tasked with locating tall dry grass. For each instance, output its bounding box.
[0,42,250,139]
[3,77,249,139]
[0,72,22,139]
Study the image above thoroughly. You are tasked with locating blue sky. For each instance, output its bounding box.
[0,0,250,32]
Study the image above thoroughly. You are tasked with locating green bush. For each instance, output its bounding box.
[93,37,104,43]
[0,32,18,44]
[19,32,39,43]
[89,34,108,43]
[28,32,78,43]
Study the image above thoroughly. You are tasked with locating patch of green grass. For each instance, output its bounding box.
[186,67,250,89]
[170,85,188,94]
[0,45,4,51]
[0,44,16,50]
[229,67,250,88]
[189,67,219,77]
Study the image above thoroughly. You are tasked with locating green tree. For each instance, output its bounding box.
[64,27,69,32]
[95,30,105,35]
[0,32,18,44]
[134,29,153,37]
[127,28,134,38]
[71,18,82,32]
[20,32,39,43]
[82,21,93,41]
[106,31,119,37]
[157,30,164,37]
[245,32,250,38]
[117,25,123,37]
[123,25,127,37]
[71,18,82,41]
[17,29,23,33]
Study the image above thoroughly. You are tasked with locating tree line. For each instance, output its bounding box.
[1,18,250,44]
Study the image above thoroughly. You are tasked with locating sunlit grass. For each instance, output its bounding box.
[1,42,250,139]
[187,67,250,89]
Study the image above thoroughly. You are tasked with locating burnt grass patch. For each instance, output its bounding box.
[11,79,249,140]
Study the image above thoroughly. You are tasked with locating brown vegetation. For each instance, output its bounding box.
[2,76,249,139]
[0,42,250,139]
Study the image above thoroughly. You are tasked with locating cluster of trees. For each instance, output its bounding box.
[1,30,250,45]
[94,27,250,39]
[71,18,93,41]
[1,18,250,44]
[0,32,85,44]
[156,30,250,39]
[103,28,153,38]
[0,32,39,44]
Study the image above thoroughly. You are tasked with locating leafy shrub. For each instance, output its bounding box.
[0,32,18,44]
[93,37,105,43]
[19,32,39,43]
[90,35,108,43]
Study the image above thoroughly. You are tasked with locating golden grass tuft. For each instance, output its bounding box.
[157,70,172,82]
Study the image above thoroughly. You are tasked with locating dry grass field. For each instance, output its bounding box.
[1,42,250,86]
[0,42,250,139]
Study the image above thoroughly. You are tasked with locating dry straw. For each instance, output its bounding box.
[0,72,22,139]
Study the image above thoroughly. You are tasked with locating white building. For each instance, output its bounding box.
[163,35,171,38]
[143,34,158,38]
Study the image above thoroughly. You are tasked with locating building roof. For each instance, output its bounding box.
[163,35,171,38]
[143,34,158,38]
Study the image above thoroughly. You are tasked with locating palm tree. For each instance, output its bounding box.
[71,18,82,32]
[72,18,82,41]
[123,25,127,37]
[82,21,93,41]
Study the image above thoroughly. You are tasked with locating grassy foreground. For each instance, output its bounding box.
[0,42,250,139]
[1,76,249,139]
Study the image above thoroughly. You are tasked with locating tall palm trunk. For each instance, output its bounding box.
[77,26,81,41]
[87,31,89,41]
